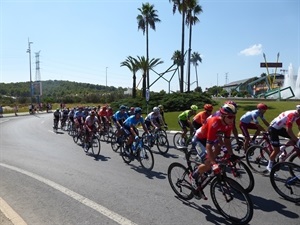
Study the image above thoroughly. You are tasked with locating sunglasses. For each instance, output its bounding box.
[226,115,235,119]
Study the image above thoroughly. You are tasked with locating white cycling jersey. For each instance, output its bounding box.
[269,110,300,129]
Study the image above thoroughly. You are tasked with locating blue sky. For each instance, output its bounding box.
[1,0,299,93]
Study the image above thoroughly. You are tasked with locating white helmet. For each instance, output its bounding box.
[153,107,159,113]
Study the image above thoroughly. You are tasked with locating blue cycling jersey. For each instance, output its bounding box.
[240,109,264,124]
[113,110,128,121]
[123,115,144,127]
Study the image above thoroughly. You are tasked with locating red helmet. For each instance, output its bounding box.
[257,103,268,110]
[102,106,107,110]
[220,104,237,115]
[204,104,213,111]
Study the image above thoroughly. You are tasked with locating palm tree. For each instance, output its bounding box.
[134,56,163,97]
[171,50,183,88]
[190,51,202,88]
[186,0,202,92]
[120,56,138,98]
[137,3,161,93]
[169,0,188,93]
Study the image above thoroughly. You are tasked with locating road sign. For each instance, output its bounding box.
[260,62,282,68]
[146,89,150,102]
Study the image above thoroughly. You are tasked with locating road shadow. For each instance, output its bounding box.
[122,163,167,180]
[174,196,232,225]
[250,194,299,218]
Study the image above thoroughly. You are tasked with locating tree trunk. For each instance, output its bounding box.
[187,21,192,92]
[146,23,150,94]
[133,73,136,98]
[180,10,185,93]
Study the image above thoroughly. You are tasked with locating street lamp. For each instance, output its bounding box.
[106,67,108,87]
[26,38,33,109]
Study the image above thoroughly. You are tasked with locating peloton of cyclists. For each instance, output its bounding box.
[239,103,270,152]
[266,105,300,172]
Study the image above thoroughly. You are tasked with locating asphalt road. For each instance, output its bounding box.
[0,113,299,225]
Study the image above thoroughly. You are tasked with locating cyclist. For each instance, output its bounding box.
[112,105,129,141]
[145,107,164,131]
[239,103,269,152]
[266,105,300,172]
[158,105,167,127]
[127,107,135,117]
[53,108,61,129]
[106,106,114,124]
[178,105,198,144]
[192,104,213,130]
[68,108,75,124]
[122,107,150,154]
[190,103,238,199]
[74,107,85,132]
[98,105,109,131]
[61,107,69,128]
[83,110,99,149]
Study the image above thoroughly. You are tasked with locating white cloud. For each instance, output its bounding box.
[239,44,263,56]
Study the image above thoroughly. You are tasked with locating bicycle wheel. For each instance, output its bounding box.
[186,149,202,171]
[120,145,132,164]
[156,134,169,155]
[110,134,120,152]
[138,145,154,171]
[90,136,101,158]
[225,161,255,193]
[173,132,186,149]
[167,162,194,200]
[210,177,253,225]
[246,145,270,174]
[270,162,300,203]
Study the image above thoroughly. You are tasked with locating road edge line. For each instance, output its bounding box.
[0,197,28,225]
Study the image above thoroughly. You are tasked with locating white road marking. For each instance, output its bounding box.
[0,197,28,225]
[0,163,138,225]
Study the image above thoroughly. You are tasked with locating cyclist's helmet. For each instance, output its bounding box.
[257,103,268,110]
[102,105,107,110]
[90,110,96,116]
[134,107,142,115]
[158,105,164,110]
[130,107,135,111]
[220,104,237,115]
[296,105,300,111]
[153,107,159,113]
[190,105,198,111]
[225,100,238,108]
[204,104,213,111]
[119,105,126,110]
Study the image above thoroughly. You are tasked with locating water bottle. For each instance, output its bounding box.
[195,142,207,163]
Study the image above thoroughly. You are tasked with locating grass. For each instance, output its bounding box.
[164,100,300,133]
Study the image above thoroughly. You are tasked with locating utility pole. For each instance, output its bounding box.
[35,51,42,103]
[225,72,229,85]
[27,38,33,106]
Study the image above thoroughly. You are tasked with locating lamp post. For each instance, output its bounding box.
[26,38,33,110]
[106,67,108,87]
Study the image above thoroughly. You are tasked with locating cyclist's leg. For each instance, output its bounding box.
[240,122,251,152]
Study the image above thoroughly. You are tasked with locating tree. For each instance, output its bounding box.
[134,56,164,97]
[120,56,139,98]
[137,2,161,93]
[186,0,202,92]
[169,0,189,93]
[171,50,183,88]
[190,51,202,89]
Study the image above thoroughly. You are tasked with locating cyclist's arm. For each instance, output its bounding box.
[287,125,298,143]
[262,118,270,127]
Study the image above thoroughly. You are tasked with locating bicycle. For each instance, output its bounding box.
[187,146,255,193]
[270,161,300,203]
[142,127,170,155]
[173,128,195,150]
[167,147,253,225]
[99,123,114,143]
[110,129,128,152]
[83,131,101,158]
[245,131,300,174]
[120,136,154,171]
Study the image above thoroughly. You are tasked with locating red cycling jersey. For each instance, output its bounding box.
[195,116,232,144]
[98,109,108,117]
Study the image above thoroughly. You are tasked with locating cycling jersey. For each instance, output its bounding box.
[123,115,144,128]
[240,109,264,124]
[195,116,232,144]
[85,115,99,128]
[145,112,162,122]
[269,110,300,129]
[193,111,210,125]
[178,110,193,121]
[113,110,128,122]
[98,109,108,117]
